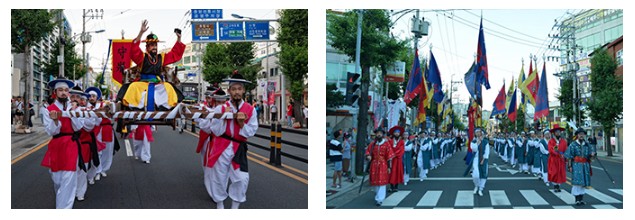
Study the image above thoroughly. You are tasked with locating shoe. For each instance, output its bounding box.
[100,172,107,177]
[545,182,550,186]
[77,197,84,201]
[95,173,101,181]
[336,184,341,189]
[376,202,382,206]
[144,160,150,164]
[478,190,483,196]
[88,179,95,185]
[135,156,139,160]
[473,187,479,194]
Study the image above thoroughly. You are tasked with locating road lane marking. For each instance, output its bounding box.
[520,190,549,206]
[455,190,474,207]
[513,206,534,209]
[489,190,511,206]
[550,189,576,205]
[381,191,410,207]
[416,191,442,207]
[552,205,574,209]
[247,151,308,176]
[184,129,307,184]
[586,189,622,203]
[609,189,623,196]
[422,177,539,181]
[125,139,133,156]
[592,204,617,209]
[11,138,51,164]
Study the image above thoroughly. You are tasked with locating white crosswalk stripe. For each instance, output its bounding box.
[381,191,411,207]
[592,204,617,209]
[377,188,622,209]
[609,189,623,196]
[520,190,549,205]
[587,189,622,203]
[455,190,474,207]
[489,190,511,206]
[550,189,576,205]
[417,191,442,207]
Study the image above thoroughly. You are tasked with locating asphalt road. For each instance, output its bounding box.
[334,146,623,209]
[11,126,308,209]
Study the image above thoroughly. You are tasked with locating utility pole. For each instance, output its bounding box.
[58,10,65,78]
[353,9,364,175]
[82,9,104,87]
[549,18,579,128]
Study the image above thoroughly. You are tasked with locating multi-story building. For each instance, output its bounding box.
[12,11,72,112]
[555,9,622,152]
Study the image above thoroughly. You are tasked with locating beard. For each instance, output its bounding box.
[57,97,68,103]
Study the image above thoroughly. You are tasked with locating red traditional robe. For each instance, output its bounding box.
[133,125,154,142]
[548,137,568,184]
[389,138,405,185]
[130,39,185,68]
[208,102,254,170]
[41,104,79,171]
[365,139,395,186]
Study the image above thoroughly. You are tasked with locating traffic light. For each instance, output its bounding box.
[346,72,360,105]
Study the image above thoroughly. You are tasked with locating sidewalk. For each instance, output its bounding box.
[326,159,369,208]
[11,117,50,161]
[596,149,622,163]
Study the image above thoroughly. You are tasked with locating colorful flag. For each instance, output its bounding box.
[414,60,429,126]
[507,88,518,122]
[506,76,515,110]
[521,62,540,106]
[534,62,550,120]
[466,99,476,165]
[404,50,423,105]
[476,18,490,89]
[491,82,507,116]
[428,50,445,103]
[464,61,482,106]
[111,39,134,87]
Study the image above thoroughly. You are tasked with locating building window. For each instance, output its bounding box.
[184,56,191,64]
[616,49,623,66]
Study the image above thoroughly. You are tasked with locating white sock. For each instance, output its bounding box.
[231,201,240,209]
[216,201,224,209]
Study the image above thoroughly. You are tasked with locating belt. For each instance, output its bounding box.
[574,156,589,163]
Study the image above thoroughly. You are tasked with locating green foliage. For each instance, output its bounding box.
[326,83,346,109]
[588,48,622,132]
[11,9,58,53]
[42,40,86,80]
[515,106,526,132]
[327,9,408,173]
[202,42,259,93]
[453,112,466,131]
[556,78,574,121]
[278,9,308,125]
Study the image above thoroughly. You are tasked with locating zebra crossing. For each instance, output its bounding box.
[379,188,623,209]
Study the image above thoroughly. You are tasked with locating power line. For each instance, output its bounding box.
[463,10,545,42]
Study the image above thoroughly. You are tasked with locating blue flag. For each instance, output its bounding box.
[476,18,490,90]
[404,50,423,105]
[534,63,550,119]
[464,62,482,106]
[428,50,445,103]
[491,82,507,116]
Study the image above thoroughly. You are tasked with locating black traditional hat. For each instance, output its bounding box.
[575,127,587,135]
[142,33,164,43]
[223,70,252,85]
[70,85,85,96]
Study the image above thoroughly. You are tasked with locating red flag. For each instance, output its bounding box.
[111,39,134,87]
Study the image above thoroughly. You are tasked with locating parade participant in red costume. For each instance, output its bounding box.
[42,78,84,208]
[387,126,405,192]
[548,124,568,192]
[365,128,395,206]
[195,86,230,200]
[85,87,116,182]
[119,20,186,111]
[68,86,100,201]
[208,71,258,209]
